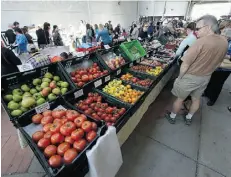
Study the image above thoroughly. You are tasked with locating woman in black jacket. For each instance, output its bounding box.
[1,44,22,75]
[36,22,51,48]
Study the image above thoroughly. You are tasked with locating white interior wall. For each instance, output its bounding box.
[138,1,188,17]
[1,1,138,31]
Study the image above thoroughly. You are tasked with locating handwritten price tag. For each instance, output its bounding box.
[17,63,34,72]
[105,75,110,82]
[104,45,110,49]
[129,63,133,67]
[94,79,102,88]
[35,102,50,114]
[74,89,83,98]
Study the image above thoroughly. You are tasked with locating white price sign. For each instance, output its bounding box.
[129,63,133,67]
[104,45,110,49]
[74,89,83,98]
[105,75,110,82]
[17,63,34,72]
[117,69,121,75]
[94,79,102,88]
[35,102,50,114]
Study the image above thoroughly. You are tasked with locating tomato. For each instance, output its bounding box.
[114,113,120,119]
[74,116,86,128]
[81,75,89,82]
[119,108,126,115]
[61,118,68,124]
[50,122,62,133]
[65,136,75,144]
[44,131,53,139]
[38,138,51,149]
[43,110,52,116]
[86,131,97,142]
[53,119,62,124]
[43,123,52,132]
[66,110,80,121]
[81,121,92,132]
[79,114,87,119]
[63,148,78,164]
[41,116,53,126]
[106,107,113,114]
[51,133,64,144]
[32,131,44,142]
[73,139,87,152]
[49,155,62,168]
[52,110,66,119]
[60,121,76,136]
[110,116,116,123]
[57,142,71,156]
[77,82,84,87]
[44,145,57,158]
[32,114,43,124]
[91,122,98,131]
[71,129,84,141]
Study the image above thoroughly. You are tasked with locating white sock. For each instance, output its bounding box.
[186,113,193,119]
[170,112,176,119]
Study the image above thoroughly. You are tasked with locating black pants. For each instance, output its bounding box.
[204,70,231,103]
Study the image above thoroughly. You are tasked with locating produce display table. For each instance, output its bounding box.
[117,61,176,145]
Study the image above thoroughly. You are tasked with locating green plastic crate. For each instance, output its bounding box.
[120,40,146,61]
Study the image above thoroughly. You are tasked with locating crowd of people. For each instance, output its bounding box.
[2,16,231,114]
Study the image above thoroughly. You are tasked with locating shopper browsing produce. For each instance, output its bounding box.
[36,22,51,48]
[131,24,139,40]
[96,24,112,46]
[52,25,63,46]
[14,27,28,53]
[175,22,197,60]
[166,15,228,125]
[204,20,231,106]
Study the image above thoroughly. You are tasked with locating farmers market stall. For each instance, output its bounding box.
[1,39,177,177]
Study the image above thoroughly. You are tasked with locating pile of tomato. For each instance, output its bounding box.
[31,109,98,168]
[75,92,126,126]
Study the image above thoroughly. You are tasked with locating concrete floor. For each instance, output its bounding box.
[2,76,231,177]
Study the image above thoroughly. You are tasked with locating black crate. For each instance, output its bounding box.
[59,53,110,93]
[115,68,155,90]
[17,97,106,177]
[94,77,148,114]
[96,45,130,73]
[63,89,132,130]
[1,62,75,123]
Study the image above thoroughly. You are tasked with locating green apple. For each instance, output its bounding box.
[41,82,49,89]
[3,94,13,102]
[44,72,53,79]
[42,78,51,83]
[13,94,22,102]
[61,88,68,95]
[48,93,57,101]
[61,82,69,88]
[20,106,28,113]
[32,78,42,86]
[36,97,46,106]
[21,84,30,92]
[8,101,19,110]
[30,88,37,94]
[33,93,42,100]
[12,89,23,96]
[57,81,63,87]
[21,97,36,108]
[52,88,61,95]
[11,109,23,116]
[36,85,42,91]
[53,76,60,81]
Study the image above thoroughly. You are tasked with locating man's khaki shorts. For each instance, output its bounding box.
[172,74,211,100]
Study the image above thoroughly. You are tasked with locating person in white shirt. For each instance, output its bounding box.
[176,22,197,59]
[131,24,139,39]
